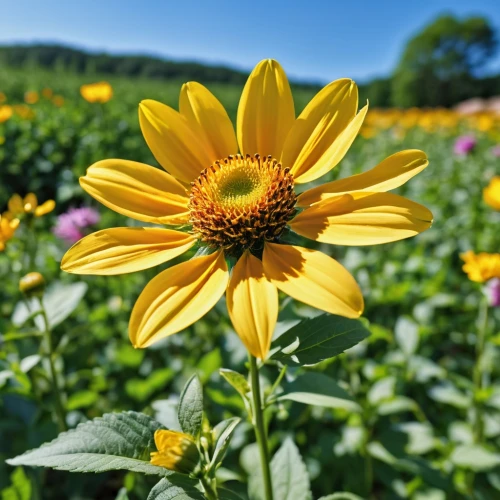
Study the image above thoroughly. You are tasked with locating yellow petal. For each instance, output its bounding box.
[237,59,295,159]
[130,251,228,348]
[263,243,363,318]
[24,193,38,212]
[281,79,358,182]
[35,199,55,217]
[8,194,23,215]
[298,150,429,207]
[139,99,213,183]
[80,159,189,224]
[226,251,278,360]
[61,228,196,275]
[291,192,433,245]
[291,103,368,184]
[179,82,237,161]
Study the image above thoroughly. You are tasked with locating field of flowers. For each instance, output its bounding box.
[1,64,500,500]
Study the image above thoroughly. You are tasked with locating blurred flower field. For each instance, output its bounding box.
[2,64,500,499]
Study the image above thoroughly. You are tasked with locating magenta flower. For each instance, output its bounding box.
[487,278,500,307]
[454,135,477,156]
[53,207,100,244]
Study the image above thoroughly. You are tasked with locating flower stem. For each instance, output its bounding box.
[473,296,489,443]
[249,356,273,500]
[200,476,218,500]
[37,298,67,432]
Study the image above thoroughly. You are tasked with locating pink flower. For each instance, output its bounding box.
[492,145,500,158]
[454,135,477,156]
[487,278,500,307]
[53,207,100,244]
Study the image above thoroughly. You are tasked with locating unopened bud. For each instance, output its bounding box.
[19,272,45,296]
[150,430,200,474]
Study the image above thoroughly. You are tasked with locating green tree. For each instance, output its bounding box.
[392,15,497,107]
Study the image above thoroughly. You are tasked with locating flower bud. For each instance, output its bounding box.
[150,430,200,474]
[19,272,45,296]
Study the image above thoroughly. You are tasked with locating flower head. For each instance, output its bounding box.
[484,176,500,210]
[0,105,13,123]
[453,135,476,156]
[150,430,199,474]
[461,251,500,283]
[24,91,39,104]
[80,82,113,103]
[62,59,432,359]
[486,278,500,307]
[8,193,55,218]
[0,212,19,251]
[19,272,45,296]
[491,145,500,158]
[53,207,100,244]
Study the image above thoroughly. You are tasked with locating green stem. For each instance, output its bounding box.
[200,476,218,500]
[473,296,488,443]
[249,356,274,500]
[266,365,287,403]
[38,298,67,432]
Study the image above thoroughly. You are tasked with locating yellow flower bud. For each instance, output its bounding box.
[150,430,200,474]
[19,272,46,296]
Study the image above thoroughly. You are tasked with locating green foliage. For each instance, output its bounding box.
[271,314,370,366]
[178,375,203,438]
[147,477,204,500]
[392,14,498,107]
[7,412,170,476]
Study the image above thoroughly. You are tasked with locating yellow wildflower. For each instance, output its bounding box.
[62,59,432,359]
[19,272,46,296]
[52,95,65,107]
[150,430,199,474]
[483,176,500,210]
[24,91,39,104]
[80,82,113,103]
[8,193,55,218]
[0,212,19,252]
[42,88,53,99]
[461,251,500,283]
[0,105,13,123]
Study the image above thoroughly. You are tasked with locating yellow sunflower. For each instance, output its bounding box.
[483,176,500,210]
[461,250,500,283]
[62,59,432,359]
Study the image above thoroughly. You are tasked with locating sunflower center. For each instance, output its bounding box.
[189,154,297,254]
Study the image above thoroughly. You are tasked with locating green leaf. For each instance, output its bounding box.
[218,489,245,500]
[12,281,88,330]
[318,494,363,500]
[219,369,250,400]
[147,477,204,499]
[278,372,360,411]
[1,467,32,500]
[394,316,419,357]
[115,488,130,500]
[428,382,471,409]
[271,438,312,500]
[66,390,99,411]
[210,417,241,469]
[6,411,171,476]
[178,374,203,438]
[450,444,500,472]
[126,368,175,403]
[270,314,370,366]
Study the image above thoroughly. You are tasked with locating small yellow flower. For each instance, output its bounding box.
[150,430,199,474]
[42,88,53,99]
[24,91,39,104]
[13,105,35,120]
[461,251,500,283]
[80,82,113,103]
[19,272,46,296]
[62,59,432,360]
[483,177,500,210]
[0,212,19,252]
[0,105,13,123]
[8,193,55,218]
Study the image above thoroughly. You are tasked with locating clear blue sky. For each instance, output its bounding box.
[1,0,499,83]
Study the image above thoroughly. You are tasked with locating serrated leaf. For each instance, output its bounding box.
[178,374,203,437]
[12,281,88,330]
[278,372,360,411]
[250,438,312,500]
[219,369,250,400]
[147,477,204,499]
[450,444,500,471]
[210,417,241,469]
[271,314,370,366]
[7,411,171,476]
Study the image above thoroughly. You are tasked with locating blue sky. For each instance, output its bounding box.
[1,0,499,83]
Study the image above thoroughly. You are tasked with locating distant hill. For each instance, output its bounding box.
[0,43,320,90]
